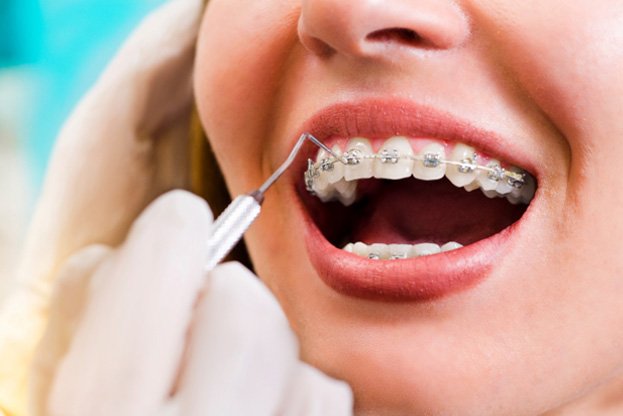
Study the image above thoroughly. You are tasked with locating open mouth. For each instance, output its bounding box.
[299,136,536,261]
[291,100,538,301]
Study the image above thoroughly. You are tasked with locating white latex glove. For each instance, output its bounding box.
[29,191,353,416]
[0,1,202,412]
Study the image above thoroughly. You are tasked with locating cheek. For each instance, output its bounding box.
[475,0,623,260]
[194,0,300,193]
[468,0,623,390]
[475,1,623,137]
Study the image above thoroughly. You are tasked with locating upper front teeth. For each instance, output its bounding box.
[374,136,413,179]
[305,136,535,205]
[414,142,446,180]
[343,138,374,181]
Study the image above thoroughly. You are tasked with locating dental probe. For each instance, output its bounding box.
[205,133,342,271]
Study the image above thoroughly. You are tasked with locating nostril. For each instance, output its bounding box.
[367,28,429,48]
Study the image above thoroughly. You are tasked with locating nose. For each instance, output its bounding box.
[298,0,470,58]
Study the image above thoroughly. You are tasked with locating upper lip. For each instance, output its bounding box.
[286,98,537,185]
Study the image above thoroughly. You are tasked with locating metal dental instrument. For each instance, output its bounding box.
[205,133,342,270]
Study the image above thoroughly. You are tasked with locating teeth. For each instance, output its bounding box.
[315,186,335,203]
[305,136,536,207]
[413,142,446,181]
[308,137,536,257]
[506,193,522,205]
[374,136,414,180]
[441,241,463,252]
[477,159,503,191]
[519,173,536,203]
[334,179,357,206]
[388,244,412,259]
[446,144,477,187]
[325,145,345,184]
[481,189,501,199]
[352,242,370,257]
[315,149,330,179]
[343,242,459,259]
[495,180,514,195]
[412,243,441,256]
[368,243,389,260]
[313,149,331,194]
[464,180,480,192]
[344,137,374,181]
[497,165,524,195]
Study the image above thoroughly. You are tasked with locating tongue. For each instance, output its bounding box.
[348,178,524,245]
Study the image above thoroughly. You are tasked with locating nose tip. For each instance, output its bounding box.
[298,0,470,58]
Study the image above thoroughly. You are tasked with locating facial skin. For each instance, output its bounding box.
[195,1,623,414]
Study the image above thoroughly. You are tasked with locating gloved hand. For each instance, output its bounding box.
[28,191,352,416]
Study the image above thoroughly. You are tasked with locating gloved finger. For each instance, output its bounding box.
[174,262,300,416]
[47,191,212,416]
[278,363,353,416]
[29,245,112,416]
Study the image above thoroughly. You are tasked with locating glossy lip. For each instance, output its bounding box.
[283,98,538,302]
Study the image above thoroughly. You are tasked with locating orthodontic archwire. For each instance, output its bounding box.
[304,147,528,194]
[205,133,341,270]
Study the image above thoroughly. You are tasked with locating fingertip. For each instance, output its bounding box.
[177,263,300,415]
[132,190,213,235]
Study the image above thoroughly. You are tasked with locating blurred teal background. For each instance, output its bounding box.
[1,0,166,186]
[0,0,165,296]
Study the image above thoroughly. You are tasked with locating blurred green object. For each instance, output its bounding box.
[1,0,166,187]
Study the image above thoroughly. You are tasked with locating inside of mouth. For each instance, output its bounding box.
[301,176,528,251]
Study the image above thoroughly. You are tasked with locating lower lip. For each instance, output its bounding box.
[299,197,521,302]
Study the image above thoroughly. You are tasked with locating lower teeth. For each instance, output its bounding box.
[344,241,463,260]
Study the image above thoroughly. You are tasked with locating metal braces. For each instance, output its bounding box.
[305,149,527,194]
